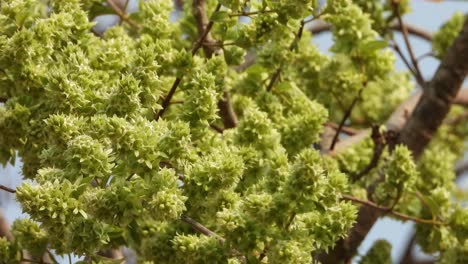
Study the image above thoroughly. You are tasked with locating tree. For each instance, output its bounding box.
[0,0,467,263]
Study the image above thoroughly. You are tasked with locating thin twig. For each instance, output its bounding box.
[118,0,130,26]
[325,122,359,135]
[155,4,222,120]
[229,10,277,17]
[390,42,419,79]
[210,124,224,133]
[106,0,140,28]
[191,4,222,56]
[266,68,282,92]
[391,0,425,87]
[181,215,224,241]
[0,184,16,193]
[266,20,305,92]
[341,195,443,225]
[351,125,386,181]
[416,52,436,62]
[181,215,246,262]
[329,88,363,151]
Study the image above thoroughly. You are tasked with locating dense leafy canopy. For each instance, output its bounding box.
[0,0,467,263]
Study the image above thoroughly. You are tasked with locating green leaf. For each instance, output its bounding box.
[361,40,388,52]
[210,11,230,22]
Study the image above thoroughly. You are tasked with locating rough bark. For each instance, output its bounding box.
[320,18,468,264]
[399,19,468,158]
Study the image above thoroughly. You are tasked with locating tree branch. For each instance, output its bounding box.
[105,0,140,29]
[181,215,225,242]
[266,20,306,92]
[398,19,468,158]
[330,88,468,156]
[0,184,16,193]
[391,0,426,88]
[329,88,363,151]
[155,3,222,120]
[192,1,238,129]
[324,122,360,135]
[341,195,443,225]
[321,18,468,264]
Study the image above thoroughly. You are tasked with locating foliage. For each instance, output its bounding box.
[0,0,467,263]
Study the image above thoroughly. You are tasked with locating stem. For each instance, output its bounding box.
[118,0,130,26]
[105,0,140,29]
[390,42,419,80]
[155,3,222,120]
[154,77,183,120]
[324,122,359,135]
[329,88,363,151]
[266,20,305,92]
[341,195,443,225]
[181,215,225,242]
[0,184,16,193]
[391,0,425,87]
[191,4,222,56]
[229,10,277,17]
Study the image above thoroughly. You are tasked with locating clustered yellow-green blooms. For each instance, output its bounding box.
[433,12,466,58]
[0,0,467,263]
[359,239,392,264]
[337,107,468,262]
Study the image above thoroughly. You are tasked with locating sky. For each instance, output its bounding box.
[1,1,468,263]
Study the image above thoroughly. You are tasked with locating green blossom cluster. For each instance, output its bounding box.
[0,0,467,263]
[433,12,466,58]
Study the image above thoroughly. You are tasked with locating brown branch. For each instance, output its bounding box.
[341,195,443,225]
[329,88,363,151]
[181,216,246,262]
[321,19,468,264]
[155,77,183,120]
[266,20,305,92]
[181,215,224,242]
[192,1,238,129]
[330,88,468,156]
[229,10,277,17]
[218,91,238,129]
[398,19,468,158]
[105,0,140,29]
[351,125,386,181]
[210,123,224,133]
[391,1,426,88]
[118,0,130,26]
[0,97,7,103]
[324,122,360,135]
[391,42,420,82]
[0,184,16,193]
[266,68,282,92]
[191,2,222,57]
[155,2,224,121]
